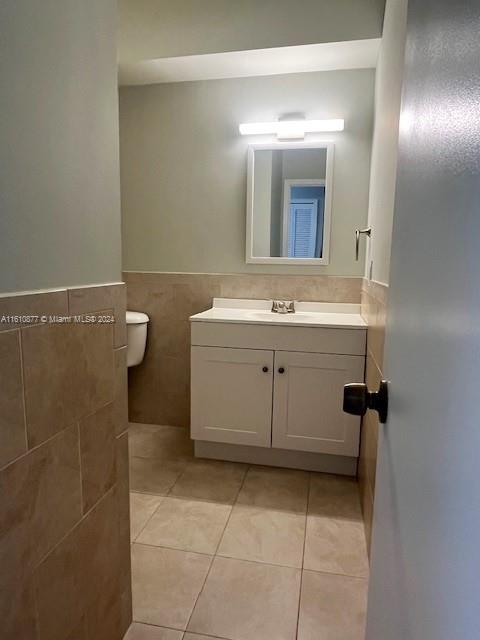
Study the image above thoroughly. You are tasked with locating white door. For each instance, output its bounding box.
[191,346,273,447]
[366,1,480,637]
[272,351,364,455]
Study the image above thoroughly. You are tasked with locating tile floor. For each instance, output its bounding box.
[125,424,369,640]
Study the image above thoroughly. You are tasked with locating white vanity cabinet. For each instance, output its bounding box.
[191,346,274,447]
[190,300,367,471]
[271,351,364,455]
[192,346,363,456]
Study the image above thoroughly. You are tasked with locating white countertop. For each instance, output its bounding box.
[190,298,366,329]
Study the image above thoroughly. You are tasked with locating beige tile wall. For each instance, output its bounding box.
[124,272,362,427]
[0,283,131,639]
[358,278,389,554]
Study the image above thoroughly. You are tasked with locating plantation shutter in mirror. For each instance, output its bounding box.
[288,200,318,258]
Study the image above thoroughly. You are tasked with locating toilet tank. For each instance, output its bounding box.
[126,311,149,367]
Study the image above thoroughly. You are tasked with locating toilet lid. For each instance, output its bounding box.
[126,310,149,325]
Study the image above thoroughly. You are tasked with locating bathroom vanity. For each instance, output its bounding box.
[190,299,367,475]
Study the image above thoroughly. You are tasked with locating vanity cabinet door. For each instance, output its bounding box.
[191,346,274,447]
[272,352,364,456]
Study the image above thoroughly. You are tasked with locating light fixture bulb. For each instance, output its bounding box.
[238,119,344,138]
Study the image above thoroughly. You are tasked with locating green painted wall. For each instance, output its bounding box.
[120,70,375,276]
[0,0,121,293]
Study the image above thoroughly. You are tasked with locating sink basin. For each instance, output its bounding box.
[246,311,317,321]
[246,311,281,320]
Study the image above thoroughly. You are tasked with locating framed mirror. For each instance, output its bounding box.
[246,142,334,265]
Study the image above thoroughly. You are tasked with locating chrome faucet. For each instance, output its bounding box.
[271,300,296,314]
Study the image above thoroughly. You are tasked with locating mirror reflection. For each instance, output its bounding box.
[248,145,332,264]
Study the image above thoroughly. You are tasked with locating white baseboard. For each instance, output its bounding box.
[194,440,357,476]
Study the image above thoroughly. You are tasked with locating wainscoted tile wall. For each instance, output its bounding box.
[358,278,389,553]
[0,283,131,639]
[124,272,362,427]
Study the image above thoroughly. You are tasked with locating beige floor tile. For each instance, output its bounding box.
[137,497,231,554]
[124,622,183,639]
[217,505,305,568]
[304,516,369,578]
[188,557,301,640]
[131,544,212,630]
[298,570,368,640]
[130,493,164,541]
[236,466,309,514]
[308,473,362,521]
[129,424,194,461]
[130,456,186,495]
[169,459,247,504]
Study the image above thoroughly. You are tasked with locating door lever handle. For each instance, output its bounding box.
[343,380,389,423]
[355,227,371,261]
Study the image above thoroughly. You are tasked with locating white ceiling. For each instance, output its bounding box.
[119,38,380,86]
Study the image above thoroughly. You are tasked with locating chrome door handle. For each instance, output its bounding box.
[355,227,372,261]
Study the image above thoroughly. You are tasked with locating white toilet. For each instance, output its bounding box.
[126,310,149,367]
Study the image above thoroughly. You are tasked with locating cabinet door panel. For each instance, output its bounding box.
[191,346,274,447]
[272,352,364,456]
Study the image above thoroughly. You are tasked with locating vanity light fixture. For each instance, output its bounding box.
[238,118,344,140]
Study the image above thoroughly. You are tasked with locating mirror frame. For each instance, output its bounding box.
[246,141,334,265]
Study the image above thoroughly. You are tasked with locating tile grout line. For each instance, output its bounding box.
[33,483,117,572]
[302,567,369,581]
[131,539,369,579]
[130,455,187,499]
[232,463,250,506]
[132,539,346,575]
[131,488,229,506]
[131,482,315,515]
[214,463,250,554]
[130,492,166,543]
[181,550,215,635]
[165,457,249,502]
[31,558,42,640]
[214,549,304,571]
[295,471,312,640]
[165,462,191,498]
[1,396,115,475]
[183,629,233,640]
[129,452,188,544]
[17,328,29,455]
[129,620,233,640]
[77,422,84,514]
[132,540,213,559]
[181,464,251,637]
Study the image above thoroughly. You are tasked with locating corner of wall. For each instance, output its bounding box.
[358,277,389,553]
[0,283,131,637]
